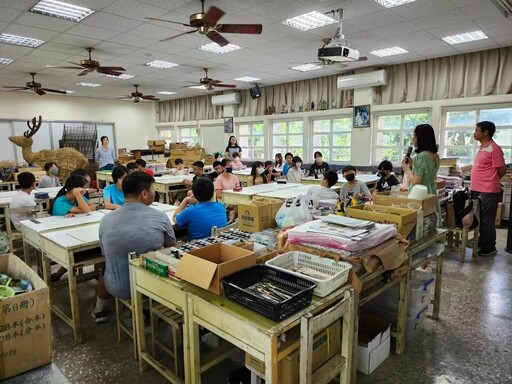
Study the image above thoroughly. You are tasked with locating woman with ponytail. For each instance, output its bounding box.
[49,175,97,217]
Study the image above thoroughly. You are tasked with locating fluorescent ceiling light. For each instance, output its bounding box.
[442,30,488,45]
[0,33,45,48]
[30,0,95,22]
[157,91,177,95]
[0,57,13,65]
[234,76,261,82]
[370,46,409,57]
[146,60,179,69]
[198,43,241,54]
[282,11,337,31]
[189,85,208,90]
[290,63,322,72]
[106,73,134,80]
[76,82,101,87]
[373,0,417,8]
[65,90,75,94]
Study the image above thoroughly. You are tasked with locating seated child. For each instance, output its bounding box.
[231,152,246,170]
[174,178,228,240]
[103,165,129,210]
[375,160,400,192]
[340,165,371,202]
[173,158,188,176]
[309,170,340,208]
[9,172,37,231]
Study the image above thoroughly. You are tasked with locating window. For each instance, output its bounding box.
[272,121,304,159]
[312,117,351,162]
[443,107,512,165]
[178,126,199,143]
[158,128,173,145]
[373,111,430,164]
[238,122,265,160]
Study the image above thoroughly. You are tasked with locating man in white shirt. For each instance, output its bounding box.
[9,172,37,230]
[309,170,340,208]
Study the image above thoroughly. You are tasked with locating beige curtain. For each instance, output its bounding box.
[158,94,223,122]
[375,47,512,104]
[237,73,354,117]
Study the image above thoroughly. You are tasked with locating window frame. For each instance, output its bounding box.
[372,109,431,165]
[236,121,265,160]
[270,119,305,160]
[310,115,352,163]
[177,125,199,144]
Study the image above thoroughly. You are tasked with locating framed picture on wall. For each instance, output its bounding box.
[224,117,234,134]
[353,105,370,128]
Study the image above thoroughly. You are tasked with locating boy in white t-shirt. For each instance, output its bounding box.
[309,170,340,208]
[9,172,37,230]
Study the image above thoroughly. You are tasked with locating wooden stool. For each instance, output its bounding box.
[150,300,184,379]
[115,297,138,360]
[446,199,480,263]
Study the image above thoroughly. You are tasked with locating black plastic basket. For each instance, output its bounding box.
[221,265,316,321]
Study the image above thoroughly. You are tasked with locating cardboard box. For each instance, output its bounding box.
[238,200,281,233]
[347,204,417,238]
[0,254,51,379]
[357,316,391,375]
[181,148,204,161]
[373,191,437,217]
[234,241,278,264]
[245,320,341,383]
[252,197,284,228]
[176,243,255,295]
[170,143,189,150]
[170,149,183,157]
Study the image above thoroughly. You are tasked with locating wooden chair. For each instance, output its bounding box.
[5,205,44,256]
[210,220,238,236]
[446,199,480,262]
[299,290,353,384]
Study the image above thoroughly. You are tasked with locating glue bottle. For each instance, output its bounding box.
[336,198,345,216]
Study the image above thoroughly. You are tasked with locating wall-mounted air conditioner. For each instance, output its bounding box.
[211,92,240,106]
[337,69,387,90]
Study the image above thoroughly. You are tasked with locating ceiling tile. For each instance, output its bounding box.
[1,1,35,11]
[427,21,482,38]
[3,24,60,41]
[416,45,459,58]
[37,42,85,55]
[108,33,157,48]
[347,10,404,31]
[459,3,504,19]
[138,0,191,11]
[82,12,143,33]
[370,21,422,38]
[452,39,500,53]
[0,44,34,58]
[474,15,512,29]
[391,0,456,19]
[11,12,76,33]
[101,0,169,21]
[449,0,481,6]
[66,24,121,40]
[485,25,512,38]
[411,9,470,29]
[404,38,449,52]
[393,31,437,45]
[494,35,512,47]
[51,33,103,48]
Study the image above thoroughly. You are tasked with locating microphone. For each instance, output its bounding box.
[402,146,413,177]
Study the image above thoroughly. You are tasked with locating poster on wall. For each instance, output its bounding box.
[353,105,370,128]
[224,117,234,134]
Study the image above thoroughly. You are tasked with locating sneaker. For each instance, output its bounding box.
[91,307,109,324]
[478,249,497,257]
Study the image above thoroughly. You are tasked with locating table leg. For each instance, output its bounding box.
[351,292,360,384]
[186,294,201,384]
[67,257,82,344]
[264,336,278,384]
[131,273,147,372]
[23,240,30,265]
[432,251,444,319]
[396,273,409,355]
[41,254,54,306]
[341,289,355,384]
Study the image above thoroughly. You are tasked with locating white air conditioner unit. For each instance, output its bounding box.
[211,92,240,106]
[337,69,387,90]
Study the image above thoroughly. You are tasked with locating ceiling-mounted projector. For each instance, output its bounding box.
[318,45,360,62]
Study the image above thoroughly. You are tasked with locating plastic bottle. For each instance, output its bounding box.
[336,198,345,216]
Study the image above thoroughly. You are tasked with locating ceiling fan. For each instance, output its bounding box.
[317,9,368,63]
[2,73,67,96]
[119,85,160,103]
[46,47,126,76]
[146,0,262,47]
[185,68,236,91]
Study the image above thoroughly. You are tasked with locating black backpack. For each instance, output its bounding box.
[452,188,479,229]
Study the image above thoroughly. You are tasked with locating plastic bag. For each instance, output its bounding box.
[275,194,313,228]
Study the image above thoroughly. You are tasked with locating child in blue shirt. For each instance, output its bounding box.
[49,174,96,217]
[174,177,227,240]
[103,165,128,210]
[282,152,294,176]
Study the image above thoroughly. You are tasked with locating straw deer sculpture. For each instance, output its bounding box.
[8,115,89,181]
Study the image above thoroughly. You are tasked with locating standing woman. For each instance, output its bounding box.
[402,124,441,221]
[225,136,242,160]
[247,161,267,186]
[95,136,116,172]
[274,153,283,169]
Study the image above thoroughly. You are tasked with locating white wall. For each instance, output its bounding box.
[0,92,157,150]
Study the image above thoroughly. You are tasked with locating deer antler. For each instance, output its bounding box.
[24,115,42,138]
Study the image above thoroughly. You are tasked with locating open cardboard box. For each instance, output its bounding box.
[373,191,437,217]
[238,199,282,233]
[233,241,278,264]
[176,243,255,295]
[357,316,391,375]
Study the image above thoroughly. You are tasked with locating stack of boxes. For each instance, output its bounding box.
[168,143,207,168]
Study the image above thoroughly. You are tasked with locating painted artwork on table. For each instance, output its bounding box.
[353,105,370,128]
[224,117,234,134]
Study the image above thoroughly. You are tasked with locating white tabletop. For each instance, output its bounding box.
[255,185,313,200]
[223,182,301,196]
[20,211,108,233]
[340,174,380,184]
[233,169,252,176]
[41,223,100,249]
[153,174,194,184]
[0,187,62,201]
[149,202,178,212]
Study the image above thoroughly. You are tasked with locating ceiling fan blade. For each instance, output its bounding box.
[99,66,126,71]
[68,61,84,66]
[358,56,368,61]
[141,95,160,101]
[211,80,222,84]
[160,29,197,42]
[97,68,123,76]
[78,69,90,76]
[203,6,225,26]
[46,65,83,69]
[3,85,28,89]
[34,88,46,96]
[207,31,229,47]
[6,88,30,92]
[41,88,67,94]
[215,84,237,88]
[217,24,263,34]
[145,17,194,28]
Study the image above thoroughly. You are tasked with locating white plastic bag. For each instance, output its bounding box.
[275,194,313,228]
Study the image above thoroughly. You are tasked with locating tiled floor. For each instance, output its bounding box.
[5,229,512,384]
